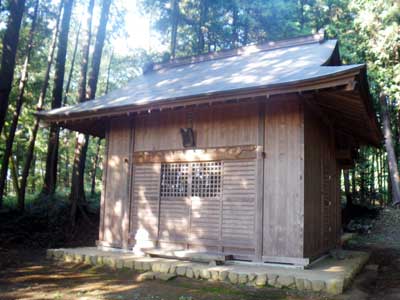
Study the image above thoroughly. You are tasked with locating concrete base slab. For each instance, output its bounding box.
[144,248,232,264]
[46,247,370,295]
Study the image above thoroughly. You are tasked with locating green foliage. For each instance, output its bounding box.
[0,0,398,208]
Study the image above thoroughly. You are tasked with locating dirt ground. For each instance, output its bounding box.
[0,208,400,300]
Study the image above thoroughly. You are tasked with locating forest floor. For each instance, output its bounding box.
[0,207,399,300]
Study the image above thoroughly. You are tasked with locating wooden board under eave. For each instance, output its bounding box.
[134,102,259,151]
[263,96,305,259]
[303,105,341,259]
[100,118,134,248]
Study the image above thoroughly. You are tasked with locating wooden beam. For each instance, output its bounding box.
[133,145,259,163]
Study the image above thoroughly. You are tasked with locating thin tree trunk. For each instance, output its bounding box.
[344,170,352,208]
[18,0,63,205]
[63,21,81,106]
[0,0,38,210]
[42,0,74,195]
[105,50,113,94]
[197,0,207,54]
[380,93,400,205]
[70,0,96,227]
[10,155,20,196]
[90,138,101,196]
[170,0,179,59]
[0,0,26,136]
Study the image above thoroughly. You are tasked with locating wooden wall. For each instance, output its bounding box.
[134,102,259,151]
[303,104,341,258]
[98,96,342,264]
[262,96,305,261]
[99,118,134,248]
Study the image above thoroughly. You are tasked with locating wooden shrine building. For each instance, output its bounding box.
[39,33,381,266]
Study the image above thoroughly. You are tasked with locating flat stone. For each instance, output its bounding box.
[160,263,170,273]
[89,256,98,265]
[210,270,219,281]
[219,270,229,281]
[238,273,248,284]
[312,280,326,292]
[304,279,312,290]
[115,259,124,269]
[248,273,256,282]
[176,266,187,276]
[255,274,267,286]
[186,267,194,278]
[267,274,278,287]
[277,275,295,288]
[123,260,134,269]
[325,279,344,295]
[134,260,143,271]
[200,269,211,279]
[157,273,177,281]
[137,271,156,281]
[64,254,74,263]
[193,267,202,279]
[295,278,305,290]
[52,250,64,259]
[169,264,177,274]
[74,254,84,263]
[104,257,116,268]
[84,255,92,265]
[152,262,161,272]
[46,250,54,259]
[228,272,239,284]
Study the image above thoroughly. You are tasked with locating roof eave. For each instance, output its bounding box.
[38,67,363,124]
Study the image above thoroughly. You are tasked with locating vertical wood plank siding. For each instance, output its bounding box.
[101,118,133,247]
[304,105,341,258]
[222,160,256,251]
[134,102,259,151]
[263,97,305,258]
[99,97,342,263]
[130,163,161,248]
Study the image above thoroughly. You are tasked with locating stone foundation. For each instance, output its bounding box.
[46,247,369,295]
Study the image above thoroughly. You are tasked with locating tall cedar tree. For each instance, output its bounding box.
[42,0,74,195]
[0,0,39,210]
[380,94,400,205]
[70,0,112,225]
[0,0,26,136]
[170,0,179,59]
[63,21,82,106]
[19,0,63,206]
[69,0,95,226]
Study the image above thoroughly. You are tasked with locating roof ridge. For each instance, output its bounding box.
[151,31,325,72]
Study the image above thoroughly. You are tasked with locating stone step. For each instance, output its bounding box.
[144,249,232,264]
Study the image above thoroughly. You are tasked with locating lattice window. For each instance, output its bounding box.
[191,162,222,198]
[160,163,189,197]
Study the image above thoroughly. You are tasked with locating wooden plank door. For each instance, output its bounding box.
[159,163,190,245]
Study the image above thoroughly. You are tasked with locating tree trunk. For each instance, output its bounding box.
[0,0,26,136]
[344,170,352,208]
[197,0,208,54]
[70,0,112,227]
[10,154,20,196]
[69,0,96,227]
[90,138,101,197]
[0,0,38,210]
[18,0,63,206]
[63,21,81,106]
[42,0,74,195]
[105,50,113,94]
[170,0,179,59]
[380,93,400,205]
